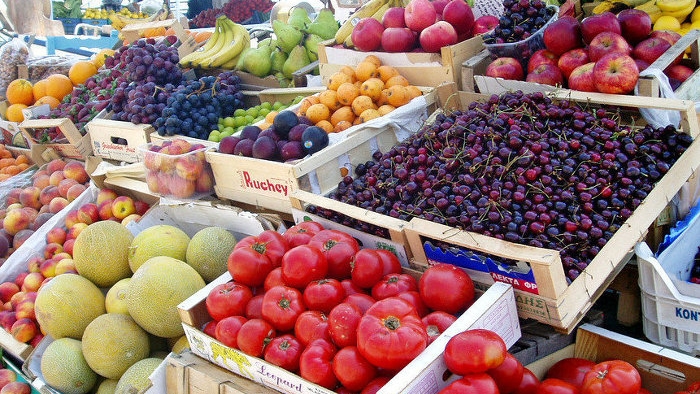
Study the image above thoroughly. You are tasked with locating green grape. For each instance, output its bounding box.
[246,107,259,118]
[222,126,235,136]
[223,117,236,128]
[234,108,246,117]
[208,130,220,142]
[259,108,271,117]
[272,101,284,110]
[244,115,255,124]
[260,102,272,110]
[234,116,247,127]
[292,95,304,105]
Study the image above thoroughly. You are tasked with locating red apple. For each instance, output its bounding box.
[96,188,119,205]
[580,11,621,44]
[430,0,449,15]
[617,9,652,45]
[588,31,632,62]
[632,37,672,66]
[649,29,681,46]
[419,21,458,52]
[134,200,150,216]
[527,49,559,73]
[526,63,564,86]
[485,57,525,80]
[98,200,114,220]
[380,27,417,52]
[557,48,590,80]
[472,15,498,35]
[382,7,406,28]
[111,196,136,220]
[634,58,650,72]
[77,203,99,225]
[593,52,639,94]
[543,16,583,56]
[442,0,475,36]
[665,63,695,83]
[404,0,437,32]
[351,17,384,51]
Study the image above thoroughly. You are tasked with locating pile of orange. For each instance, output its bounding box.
[296,55,422,133]
[0,144,31,181]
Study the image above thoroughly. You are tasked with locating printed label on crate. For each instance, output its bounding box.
[93,140,139,162]
[423,241,539,294]
[237,170,297,197]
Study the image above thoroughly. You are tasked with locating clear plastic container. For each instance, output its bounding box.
[483,6,559,61]
[138,139,215,200]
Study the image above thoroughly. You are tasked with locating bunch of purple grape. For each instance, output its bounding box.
[106,38,184,86]
[109,81,180,125]
[484,0,556,44]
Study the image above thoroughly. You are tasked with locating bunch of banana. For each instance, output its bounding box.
[335,0,404,47]
[178,16,251,70]
[657,0,697,22]
[110,7,169,31]
[634,0,664,22]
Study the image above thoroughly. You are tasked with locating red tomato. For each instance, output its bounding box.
[281,245,328,289]
[333,346,378,392]
[263,334,304,372]
[303,278,345,314]
[361,376,391,394]
[537,378,580,394]
[397,290,429,317]
[341,279,365,296]
[356,297,428,371]
[205,282,253,321]
[546,358,596,388]
[328,302,363,348]
[236,318,276,357]
[371,273,418,300]
[581,360,641,394]
[299,339,338,390]
[245,294,264,320]
[228,231,289,287]
[294,310,331,346]
[351,249,385,289]
[344,293,376,314]
[513,368,541,394]
[202,320,217,338]
[214,315,247,348]
[677,382,700,394]
[419,263,475,314]
[439,373,500,394]
[283,221,325,247]
[376,249,403,276]
[234,230,289,265]
[444,329,507,375]
[488,352,525,394]
[263,267,285,292]
[261,285,306,332]
[423,311,457,344]
[308,229,360,280]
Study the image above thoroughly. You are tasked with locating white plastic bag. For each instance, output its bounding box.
[633,67,682,129]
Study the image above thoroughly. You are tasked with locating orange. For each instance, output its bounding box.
[45,74,74,101]
[385,75,410,88]
[351,95,377,117]
[377,65,400,83]
[5,104,27,122]
[35,95,61,109]
[330,106,355,127]
[327,72,353,91]
[318,89,342,112]
[362,55,382,67]
[359,108,381,123]
[69,61,98,86]
[306,103,331,125]
[316,120,334,133]
[6,79,34,106]
[194,31,213,43]
[377,104,396,116]
[360,78,385,102]
[32,79,47,100]
[297,96,320,117]
[354,61,378,82]
[334,120,353,132]
[336,82,360,106]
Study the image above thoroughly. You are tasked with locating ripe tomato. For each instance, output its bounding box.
[397,290,429,317]
[202,320,217,337]
[205,281,253,321]
[283,221,325,248]
[303,278,345,314]
[371,273,418,300]
[333,346,378,392]
[299,339,338,390]
[245,294,264,320]
[261,285,306,332]
[538,378,580,394]
[263,334,304,373]
[361,376,391,394]
[581,360,641,394]
[444,329,507,375]
[328,302,363,348]
[308,229,360,280]
[376,249,403,276]
[229,231,289,287]
[351,249,385,289]
[344,293,376,314]
[419,263,475,314]
[234,230,289,265]
[513,368,541,394]
[439,373,499,394]
[546,357,596,388]
[294,310,331,346]
[423,311,457,344]
[263,267,285,292]
[488,352,525,394]
[356,297,428,371]
[341,279,365,296]
[236,318,276,357]
[214,315,247,348]
[677,382,700,394]
[281,245,328,289]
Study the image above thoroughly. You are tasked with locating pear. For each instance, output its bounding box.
[243,45,273,77]
[287,7,311,31]
[258,37,277,48]
[282,45,310,79]
[306,8,339,40]
[304,33,324,63]
[234,48,251,71]
[275,72,291,88]
[270,47,288,73]
[273,19,304,54]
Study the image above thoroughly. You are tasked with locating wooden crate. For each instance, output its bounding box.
[402,87,700,333]
[86,111,155,163]
[207,90,435,214]
[318,36,484,90]
[19,118,92,165]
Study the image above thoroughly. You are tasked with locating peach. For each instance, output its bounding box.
[0,368,17,390]
[66,222,87,240]
[0,283,19,304]
[29,332,43,347]
[5,189,22,206]
[18,186,42,211]
[38,205,50,214]
[39,276,53,289]
[62,160,89,184]
[97,200,114,221]
[48,196,69,214]
[51,252,71,261]
[32,173,51,190]
[0,311,16,331]
[120,214,141,227]
[46,158,67,175]
[0,381,28,394]
[13,274,26,289]
[170,175,196,199]
[96,188,118,205]
[40,258,58,278]
[63,238,75,256]
[14,298,35,320]
[11,229,33,250]
[0,210,6,222]
[39,185,60,206]
[10,318,37,343]
[55,258,76,275]
[43,242,63,259]
[77,203,99,225]
[64,210,79,229]
[66,183,87,202]
[26,256,42,273]
[48,171,65,187]
[30,212,53,231]
[5,203,22,212]
[20,272,44,293]
[57,178,79,198]
[145,171,160,193]
[195,170,214,194]
[46,227,67,245]
[2,209,30,236]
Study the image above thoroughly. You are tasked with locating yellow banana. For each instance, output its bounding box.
[344,32,354,48]
[663,0,697,21]
[205,23,251,69]
[371,1,392,21]
[592,1,616,13]
[635,0,664,21]
[220,53,241,70]
[335,0,389,44]
[192,21,234,68]
[179,16,228,68]
[657,0,695,12]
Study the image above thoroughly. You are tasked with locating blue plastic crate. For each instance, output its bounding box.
[80,18,111,26]
[55,17,81,35]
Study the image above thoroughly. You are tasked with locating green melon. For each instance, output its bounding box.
[114,357,163,394]
[41,338,98,394]
[73,220,134,288]
[185,226,237,282]
[128,225,190,273]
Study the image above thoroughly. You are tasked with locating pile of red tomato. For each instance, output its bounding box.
[202,221,477,393]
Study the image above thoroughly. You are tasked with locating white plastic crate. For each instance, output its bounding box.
[634,205,700,355]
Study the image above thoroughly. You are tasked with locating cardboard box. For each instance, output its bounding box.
[208,90,435,214]
[86,110,155,163]
[19,118,92,165]
[318,36,484,90]
[526,324,700,394]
